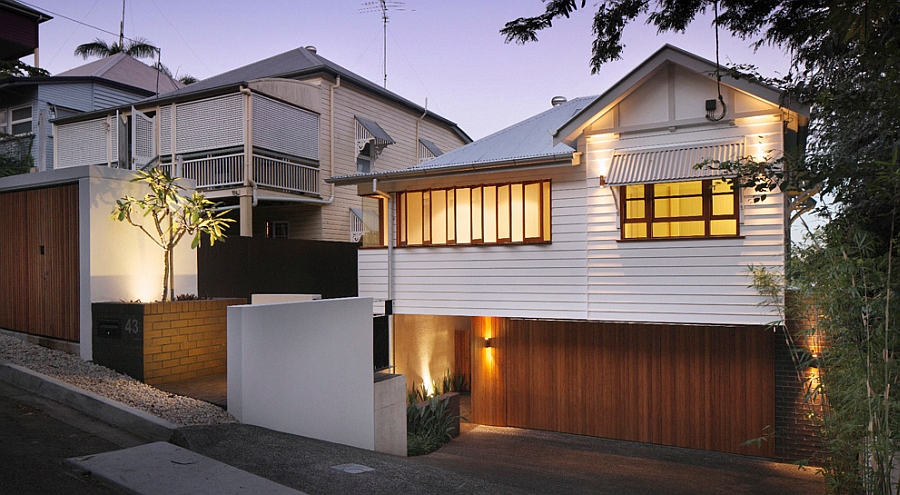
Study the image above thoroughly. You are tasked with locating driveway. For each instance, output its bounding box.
[409,423,825,495]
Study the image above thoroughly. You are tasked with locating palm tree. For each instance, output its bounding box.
[74,37,159,60]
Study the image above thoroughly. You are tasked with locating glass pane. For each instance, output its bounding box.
[653,220,705,237]
[11,106,31,121]
[447,191,456,242]
[542,181,551,241]
[524,183,540,239]
[654,197,702,218]
[407,191,423,245]
[380,197,389,246]
[399,193,406,244]
[625,199,645,219]
[712,193,734,215]
[432,190,447,244]
[11,122,31,135]
[472,187,483,241]
[483,186,497,243]
[497,185,510,241]
[625,184,644,199]
[511,184,524,242]
[624,223,647,239]
[456,188,471,244]
[711,179,733,194]
[423,191,431,244]
[655,181,702,197]
[710,219,737,236]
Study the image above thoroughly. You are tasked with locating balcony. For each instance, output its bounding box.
[159,153,319,196]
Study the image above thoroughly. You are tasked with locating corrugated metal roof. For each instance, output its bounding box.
[606,142,743,185]
[411,95,597,170]
[55,53,182,94]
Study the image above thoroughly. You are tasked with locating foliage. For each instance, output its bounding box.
[0,60,50,78]
[407,395,457,456]
[440,369,469,395]
[0,134,35,177]
[75,37,159,60]
[110,168,234,302]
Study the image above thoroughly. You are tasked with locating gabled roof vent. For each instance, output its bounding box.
[305,46,317,54]
[551,96,567,107]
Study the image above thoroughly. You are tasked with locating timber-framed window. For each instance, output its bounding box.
[621,179,738,240]
[399,180,551,246]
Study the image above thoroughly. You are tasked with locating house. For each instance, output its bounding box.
[0,0,50,65]
[328,45,811,461]
[0,53,182,171]
[52,46,471,241]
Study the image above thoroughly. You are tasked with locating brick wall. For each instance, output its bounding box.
[142,298,245,385]
[775,293,825,463]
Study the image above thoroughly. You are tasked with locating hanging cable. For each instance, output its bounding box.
[706,0,727,121]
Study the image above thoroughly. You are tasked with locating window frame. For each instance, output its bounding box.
[620,178,740,240]
[266,220,289,239]
[9,104,33,136]
[398,180,552,247]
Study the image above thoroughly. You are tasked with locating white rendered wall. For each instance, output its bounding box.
[227,297,376,451]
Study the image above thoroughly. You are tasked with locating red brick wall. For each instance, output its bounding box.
[142,299,244,385]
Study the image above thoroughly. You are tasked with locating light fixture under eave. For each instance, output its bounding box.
[484,337,493,348]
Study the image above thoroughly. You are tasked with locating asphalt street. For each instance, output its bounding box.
[0,379,144,495]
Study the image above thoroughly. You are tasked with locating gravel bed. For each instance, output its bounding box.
[0,334,236,426]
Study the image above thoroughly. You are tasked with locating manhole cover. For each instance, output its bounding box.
[330,463,374,474]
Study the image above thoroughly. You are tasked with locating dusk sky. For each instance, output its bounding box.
[22,0,793,140]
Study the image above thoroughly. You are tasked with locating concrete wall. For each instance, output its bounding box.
[393,314,469,393]
[374,374,407,456]
[227,297,376,451]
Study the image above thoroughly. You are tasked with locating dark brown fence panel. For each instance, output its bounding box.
[0,185,80,341]
[478,318,775,458]
[197,237,358,301]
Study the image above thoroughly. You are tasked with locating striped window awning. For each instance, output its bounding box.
[606,142,744,186]
[355,116,394,147]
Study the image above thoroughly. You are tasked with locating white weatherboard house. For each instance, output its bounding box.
[329,45,811,460]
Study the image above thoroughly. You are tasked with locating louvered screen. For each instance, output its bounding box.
[56,117,114,168]
[159,105,171,156]
[252,94,319,162]
[174,94,243,154]
[131,107,155,170]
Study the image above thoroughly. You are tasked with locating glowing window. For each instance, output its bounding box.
[399,180,551,246]
[621,179,738,239]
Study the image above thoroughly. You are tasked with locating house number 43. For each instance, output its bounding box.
[124,319,140,334]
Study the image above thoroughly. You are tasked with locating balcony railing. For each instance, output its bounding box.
[253,155,319,195]
[158,153,319,195]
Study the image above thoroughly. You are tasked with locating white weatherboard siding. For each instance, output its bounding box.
[360,168,589,320]
[584,121,785,326]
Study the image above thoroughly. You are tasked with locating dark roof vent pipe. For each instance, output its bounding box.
[551,96,567,107]
[305,46,317,54]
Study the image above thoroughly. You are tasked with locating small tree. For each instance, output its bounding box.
[111,168,234,301]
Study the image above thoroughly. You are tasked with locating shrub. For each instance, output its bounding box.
[407,395,457,456]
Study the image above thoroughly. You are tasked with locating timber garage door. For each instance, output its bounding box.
[0,184,80,341]
[471,318,775,458]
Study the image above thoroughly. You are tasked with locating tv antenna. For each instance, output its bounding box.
[359,1,412,88]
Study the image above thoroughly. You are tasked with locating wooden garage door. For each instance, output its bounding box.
[0,184,80,341]
[471,318,775,458]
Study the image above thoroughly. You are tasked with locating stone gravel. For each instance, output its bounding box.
[0,334,236,426]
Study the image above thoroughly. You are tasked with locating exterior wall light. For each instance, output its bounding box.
[484,337,493,348]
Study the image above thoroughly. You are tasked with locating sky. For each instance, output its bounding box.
[19,0,793,141]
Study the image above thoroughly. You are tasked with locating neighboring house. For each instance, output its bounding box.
[329,45,811,460]
[0,53,182,171]
[52,46,471,241]
[0,0,50,64]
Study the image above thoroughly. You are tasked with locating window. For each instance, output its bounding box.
[0,109,7,134]
[266,221,289,239]
[399,180,551,246]
[10,105,32,135]
[621,179,738,240]
[353,197,388,246]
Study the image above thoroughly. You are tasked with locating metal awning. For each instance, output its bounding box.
[355,116,394,146]
[606,142,744,185]
[418,138,443,157]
